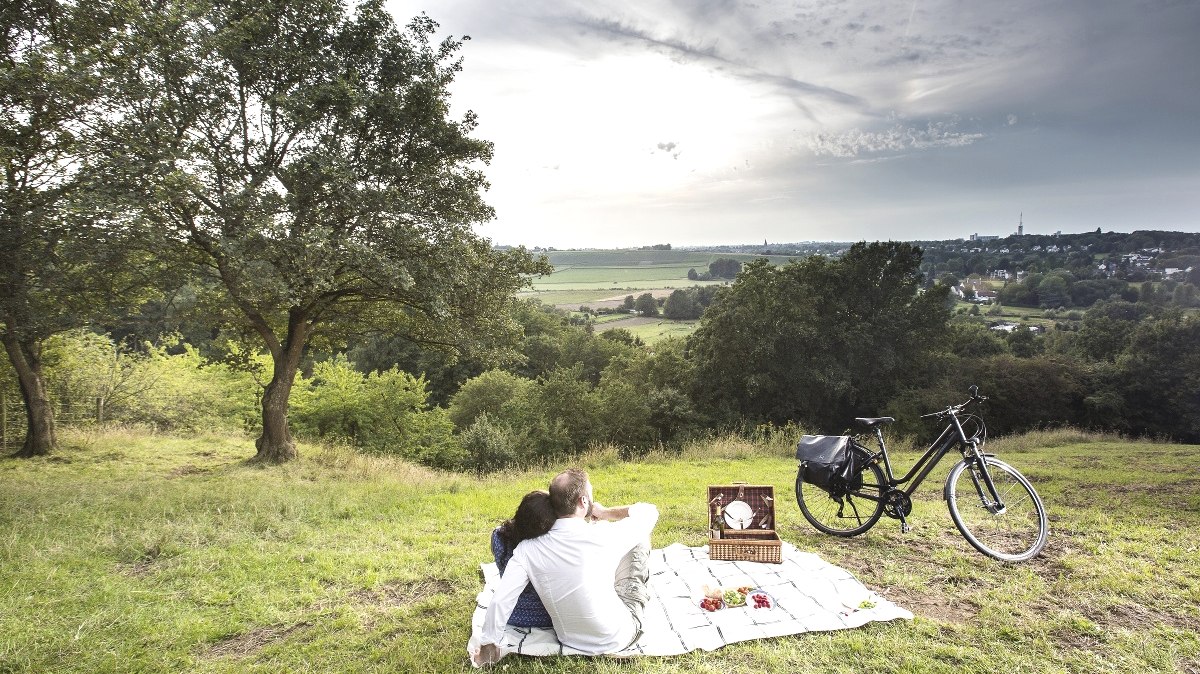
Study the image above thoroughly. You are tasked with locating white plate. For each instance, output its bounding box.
[723,500,754,529]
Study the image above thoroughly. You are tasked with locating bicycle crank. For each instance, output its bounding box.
[882,489,914,532]
[882,489,912,520]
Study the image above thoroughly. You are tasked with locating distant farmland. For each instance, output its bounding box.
[519,249,797,343]
[527,249,795,293]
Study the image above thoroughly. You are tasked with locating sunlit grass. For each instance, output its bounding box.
[2,427,1198,673]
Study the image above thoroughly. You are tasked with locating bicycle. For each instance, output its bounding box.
[794,386,1048,562]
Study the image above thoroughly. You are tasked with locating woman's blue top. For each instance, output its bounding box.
[490,528,553,628]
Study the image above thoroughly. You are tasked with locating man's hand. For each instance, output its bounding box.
[588,502,631,522]
[473,643,501,667]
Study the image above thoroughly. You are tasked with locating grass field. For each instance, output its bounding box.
[596,317,700,342]
[2,427,1198,673]
[528,249,794,293]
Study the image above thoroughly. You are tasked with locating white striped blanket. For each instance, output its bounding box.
[467,541,912,665]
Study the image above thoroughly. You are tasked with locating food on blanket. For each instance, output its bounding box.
[737,586,753,595]
[751,593,771,608]
[723,589,746,607]
[858,599,876,609]
[699,597,723,612]
[703,585,724,600]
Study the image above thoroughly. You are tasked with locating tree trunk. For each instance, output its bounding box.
[252,313,309,464]
[254,364,298,463]
[1,330,56,457]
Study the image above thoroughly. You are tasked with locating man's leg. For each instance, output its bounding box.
[614,544,650,648]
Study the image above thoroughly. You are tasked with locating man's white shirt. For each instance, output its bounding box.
[481,502,659,654]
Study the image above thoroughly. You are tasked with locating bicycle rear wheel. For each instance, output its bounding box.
[795,451,885,536]
[945,457,1047,562]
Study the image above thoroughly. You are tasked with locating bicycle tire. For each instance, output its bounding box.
[944,457,1048,562]
[795,448,885,536]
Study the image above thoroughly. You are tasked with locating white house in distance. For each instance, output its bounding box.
[953,279,997,304]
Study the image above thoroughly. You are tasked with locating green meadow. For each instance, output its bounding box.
[2,428,1198,673]
[527,249,793,294]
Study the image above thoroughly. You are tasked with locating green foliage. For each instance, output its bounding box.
[1004,327,1042,357]
[102,0,551,460]
[947,321,1009,359]
[1112,312,1200,441]
[1036,273,1072,308]
[689,242,950,430]
[1073,299,1156,361]
[34,331,261,433]
[660,286,720,320]
[447,369,534,430]
[345,333,483,407]
[708,258,743,279]
[291,355,461,467]
[634,292,659,316]
[1,0,169,454]
[662,289,696,319]
[458,412,527,474]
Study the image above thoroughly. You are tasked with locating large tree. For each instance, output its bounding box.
[112,0,548,462]
[687,241,950,430]
[1,0,152,456]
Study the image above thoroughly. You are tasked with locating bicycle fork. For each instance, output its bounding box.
[965,443,1006,514]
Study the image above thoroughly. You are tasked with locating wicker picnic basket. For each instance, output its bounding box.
[707,483,782,564]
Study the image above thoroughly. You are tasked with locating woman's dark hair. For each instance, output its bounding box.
[497,490,556,548]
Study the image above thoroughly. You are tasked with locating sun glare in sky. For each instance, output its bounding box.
[387,0,1200,248]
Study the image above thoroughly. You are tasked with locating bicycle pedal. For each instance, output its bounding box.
[901,523,912,534]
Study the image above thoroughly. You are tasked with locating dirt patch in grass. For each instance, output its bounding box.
[350,577,454,608]
[883,586,978,625]
[1178,656,1200,674]
[1087,599,1196,633]
[168,464,209,478]
[1049,624,1106,653]
[1025,530,1078,580]
[825,533,981,625]
[119,559,156,577]
[205,621,312,658]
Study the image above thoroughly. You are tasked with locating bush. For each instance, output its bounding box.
[458,413,526,474]
[447,369,534,429]
[37,331,259,433]
[291,355,461,467]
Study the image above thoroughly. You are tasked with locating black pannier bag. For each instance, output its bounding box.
[795,435,865,494]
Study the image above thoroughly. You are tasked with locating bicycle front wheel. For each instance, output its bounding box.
[945,457,1047,562]
[795,453,885,537]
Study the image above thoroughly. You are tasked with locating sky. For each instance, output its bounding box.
[384,0,1200,248]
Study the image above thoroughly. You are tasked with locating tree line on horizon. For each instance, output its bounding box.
[5,237,1198,472]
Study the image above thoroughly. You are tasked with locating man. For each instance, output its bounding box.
[473,468,659,666]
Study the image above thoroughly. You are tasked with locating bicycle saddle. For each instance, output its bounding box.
[855,417,894,429]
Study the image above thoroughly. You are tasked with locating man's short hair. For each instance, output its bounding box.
[549,468,589,517]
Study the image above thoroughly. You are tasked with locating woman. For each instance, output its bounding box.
[491,490,556,628]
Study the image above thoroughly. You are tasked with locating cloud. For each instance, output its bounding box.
[553,7,870,113]
[805,118,985,158]
[655,141,681,159]
[384,0,1200,246]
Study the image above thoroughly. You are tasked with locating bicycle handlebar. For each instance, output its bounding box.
[920,387,987,420]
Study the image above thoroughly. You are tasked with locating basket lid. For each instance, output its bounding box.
[708,484,775,530]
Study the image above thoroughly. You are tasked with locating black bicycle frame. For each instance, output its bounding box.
[860,409,1002,505]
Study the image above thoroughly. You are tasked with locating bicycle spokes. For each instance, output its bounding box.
[947,457,1048,561]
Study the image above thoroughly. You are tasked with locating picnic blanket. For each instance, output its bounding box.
[467,541,912,664]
